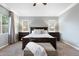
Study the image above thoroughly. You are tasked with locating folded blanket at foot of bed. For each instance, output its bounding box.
[24,42,47,56]
[24,42,58,56]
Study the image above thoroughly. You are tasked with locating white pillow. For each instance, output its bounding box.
[31,29,37,34]
[32,29,48,34]
[32,29,44,34]
[32,30,35,34]
[41,30,48,34]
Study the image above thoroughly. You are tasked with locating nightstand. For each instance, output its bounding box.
[18,32,29,41]
[48,32,60,41]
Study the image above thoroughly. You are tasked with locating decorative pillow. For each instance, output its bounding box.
[32,29,44,34]
[42,30,48,34]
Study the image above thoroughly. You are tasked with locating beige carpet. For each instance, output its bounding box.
[0,41,79,56]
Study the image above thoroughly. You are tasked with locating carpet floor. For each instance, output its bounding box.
[0,41,79,56]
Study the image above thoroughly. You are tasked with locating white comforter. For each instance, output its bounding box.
[25,42,47,56]
[23,33,54,38]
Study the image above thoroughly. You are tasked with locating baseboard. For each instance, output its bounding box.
[0,44,8,50]
[62,40,79,50]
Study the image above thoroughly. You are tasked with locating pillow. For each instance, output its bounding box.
[41,30,48,34]
[32,29,44,34]
[31,29,37,34]
[32,30,35,34]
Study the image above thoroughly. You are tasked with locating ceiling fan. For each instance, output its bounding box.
[33,3,47,6]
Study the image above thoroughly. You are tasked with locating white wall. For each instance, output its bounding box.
[59,4,79,48]
[0,5,9,16]
[29,17,48,27]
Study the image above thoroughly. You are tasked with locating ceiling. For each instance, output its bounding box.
[5,3,73,16]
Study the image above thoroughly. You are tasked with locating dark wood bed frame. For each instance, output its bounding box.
[22,27,57,50]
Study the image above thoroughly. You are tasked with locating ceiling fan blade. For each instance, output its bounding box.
[43,3,47,5]
[33,3,36,6]
[33,3,47,6]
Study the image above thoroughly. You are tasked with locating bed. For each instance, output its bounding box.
[22,27,57,50]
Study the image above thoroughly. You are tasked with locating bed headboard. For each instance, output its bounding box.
[30,27,48,33]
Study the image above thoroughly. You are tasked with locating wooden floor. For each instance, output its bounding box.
[0,41,79,56]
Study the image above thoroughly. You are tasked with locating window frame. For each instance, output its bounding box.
[0,13,9,34]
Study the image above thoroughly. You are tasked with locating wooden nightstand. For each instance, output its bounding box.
[48,32,60,41]
[18,32,29,41]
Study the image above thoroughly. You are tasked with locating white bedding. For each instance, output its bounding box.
[25,42,47,56]
[23,33,54,38]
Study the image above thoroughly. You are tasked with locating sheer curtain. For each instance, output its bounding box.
[8,11,16,44]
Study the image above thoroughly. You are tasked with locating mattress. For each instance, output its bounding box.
[23,33,54,38]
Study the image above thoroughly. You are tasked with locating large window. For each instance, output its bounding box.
[22,20,29,31]
[0,14,9,34]
[19,20,31,32]
[48,20,58,32]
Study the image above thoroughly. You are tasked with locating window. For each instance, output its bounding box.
[0,14,2,33]
[22,20,29,31]
[0,14,9,34]
[2,16,9,33]
[19,20,31,32]
[48,20,58,32]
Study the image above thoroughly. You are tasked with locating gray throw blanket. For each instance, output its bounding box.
[26,42,47,56]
